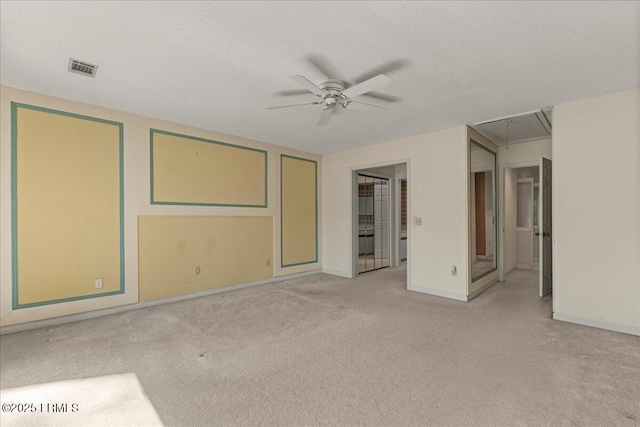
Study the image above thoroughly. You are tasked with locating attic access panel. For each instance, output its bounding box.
[476,110,552,145]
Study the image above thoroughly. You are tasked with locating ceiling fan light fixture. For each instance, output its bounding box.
[270,71,393,125]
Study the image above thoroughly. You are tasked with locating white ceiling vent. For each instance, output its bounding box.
[68,58,98,78]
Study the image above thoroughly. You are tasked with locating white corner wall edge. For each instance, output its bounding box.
[408,285,467,302]
[553,312,640,336]
[0,269,322,335]
[322,268,352,278]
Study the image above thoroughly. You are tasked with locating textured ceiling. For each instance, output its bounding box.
[1,1,638,154]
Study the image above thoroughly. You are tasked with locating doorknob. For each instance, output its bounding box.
[543,232,550,237]
[535,232,540,236]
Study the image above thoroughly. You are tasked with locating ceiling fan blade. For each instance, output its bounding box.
[351,59,410,85]
[274,89,312,97]
[317,107,333,126]
[307,54,347,82]
[342,74,391,99]
[267,101,321,110]
[347,101,387,113]
[289,75,325,96]
[360,92,403,103]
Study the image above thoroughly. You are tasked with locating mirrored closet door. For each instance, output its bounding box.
[358,174,390,273]
[470,140,497,281]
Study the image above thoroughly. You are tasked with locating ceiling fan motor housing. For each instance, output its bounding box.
[318,79,345,97]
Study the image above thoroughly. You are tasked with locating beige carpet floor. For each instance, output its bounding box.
[1,266,639,426]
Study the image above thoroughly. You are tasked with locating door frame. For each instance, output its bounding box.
[395,175,407,266]
[350,159,410,283]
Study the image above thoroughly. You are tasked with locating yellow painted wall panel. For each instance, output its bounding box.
[281,156,317,266]
[151,130,267,206]
[15,106,122,306]
[138,216,273,302]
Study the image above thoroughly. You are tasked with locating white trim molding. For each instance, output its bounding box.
[553,312,640,336]
[321,268,352,278]
[409,278,498,302]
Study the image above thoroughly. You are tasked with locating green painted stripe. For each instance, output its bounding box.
[151,201,268,208]
[280,154,319,268]
[151,128,268,154]
[11,103,18,309]
[13,290,125,310]
[149,128,268,207]
[11,102,125,309]
[11,102,123,127]
[149,129,155,204]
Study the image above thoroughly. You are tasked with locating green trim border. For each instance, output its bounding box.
[11,102,125,309]
[280,154,319,268]
[470,138,499,283]
[149,128,268,208]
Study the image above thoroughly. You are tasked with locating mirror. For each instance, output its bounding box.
[470,139,497,281]
[357,174,390,273]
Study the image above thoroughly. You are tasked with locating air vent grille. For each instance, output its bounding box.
[68,58,98,77]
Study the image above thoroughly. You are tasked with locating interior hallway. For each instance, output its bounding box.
[1,267,638,426]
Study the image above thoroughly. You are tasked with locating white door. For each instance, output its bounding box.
[538,157,552,297]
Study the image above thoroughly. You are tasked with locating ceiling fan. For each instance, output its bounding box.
[268,74,392,126]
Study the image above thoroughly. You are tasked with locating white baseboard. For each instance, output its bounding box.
[553,312,640,336]
[407,285,467,302]
[409,279,497,303]
[322,268,352,278]
[0,269,323,335]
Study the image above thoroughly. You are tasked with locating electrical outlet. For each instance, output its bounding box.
[94,278,103,289]
[266,258,271,267]
[415,217,422,226]
[194,266,201,275]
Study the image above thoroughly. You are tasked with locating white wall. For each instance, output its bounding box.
[553,88,640,335]
[323,126,469,299]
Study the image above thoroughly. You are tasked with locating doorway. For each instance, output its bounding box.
[500,159,553,297]
[351,161,409,278]
[473,109,553,298]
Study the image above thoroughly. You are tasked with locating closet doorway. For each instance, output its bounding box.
[357,174,390,273]
[500,159,553,297]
